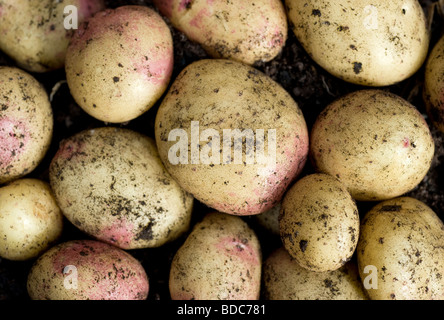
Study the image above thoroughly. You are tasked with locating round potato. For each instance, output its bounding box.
[155,59,309,216]
[285,0,429,86]
[0,179,63,261]
[263,247,368,300]
[357,197,444,300]
[153,0,287,65]
[310,89,435,201]
[65,5,174,123]
[27,240,149,300]
[49,127,194,249]
[169,212,262,300]
[280,173,359,272]
[0,0,104,73]
[424,34,444,133]
[0,66,53,184]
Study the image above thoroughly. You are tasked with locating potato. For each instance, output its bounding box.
[65,5,174,123]
[0,0,104,73]
[263,247,368,300]
[253,202,281,236]
[357,197,444,300]
[0,66,53,184]
[310,89,434,201]
[424,34,444,133]
[285,0,429,86]
[27,239,149,300]
[279,173,359,272]
[155,59,309,216]
[0,179,63,261]
[49,127,193,250]
[169,212,261,300]
[153,0,287,65]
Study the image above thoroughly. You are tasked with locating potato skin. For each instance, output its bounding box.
[285,0,429,86]
[27,240,149,300]
[357,197,444,300]
[280,173,359,272]
[0,66,53,184]
[49,127,193,249]
[65,5,174,123]
[0,179,63,261]
[155,59,309,216]
[263,247,368,300]
[0,0,104,73]
[310,89,434,201]
[153,0,287,65]
[169,212,262,300]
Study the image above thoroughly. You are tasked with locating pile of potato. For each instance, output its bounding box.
[0,0,443,300]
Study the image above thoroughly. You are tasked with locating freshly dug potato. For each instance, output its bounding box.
[285,0,429,86]
[169,212,262,300]
[0,66,53,184]
[357,197,444,300]
[155,59,309,216]
[263,247,368,300]
[65,5,174,123]
[0,179,63,261]
[153,0,287,65]
[280,173,359,272]
[424,34,444,133]
[0,0,104,73]
[27,240,149,300]
[310,89,434,201]
[49,127,193,250]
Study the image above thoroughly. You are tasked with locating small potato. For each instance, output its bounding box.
[357,197,444,300]
[0,179,63,261]
[253,202,281,236]
[153,0,287,65]
[263,247,368,300]
[155,59,309,216]
[27,240,149,300]
[0,0,104,73]
[65,5,174,123]
[280,173,359,272]
[285,0,429,86]
[310,89,435,201]
[0,66,53,184]
[49,127,194,250]
[169,212,262,300]
[424,34,444,133]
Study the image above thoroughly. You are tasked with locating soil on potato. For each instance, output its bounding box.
[0,0,443,300]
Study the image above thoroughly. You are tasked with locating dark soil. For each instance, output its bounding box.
[0,0,443,301]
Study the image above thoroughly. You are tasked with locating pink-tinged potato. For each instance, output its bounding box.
[153,0,287,65]
[169,212,262,300]
[0,66,53,184]
[424,34,444,133]
[49,127,194,249]
[155,59,309,216]
[65,5,174,123]
[0,0,105,73]
[27,240,149,300]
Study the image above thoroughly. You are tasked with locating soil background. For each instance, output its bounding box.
[0,0,443,300]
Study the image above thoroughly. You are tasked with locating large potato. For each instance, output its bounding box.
[285,0,429,86]
[153,0,287,65]
[65,5,174,123]
[263,247,368,300]
[49,127,193,249]
[357,197,444,300]
[155,59,309,216]
[27,240,149,300]
[0,66,53,184]
[0,0,104,73]
[310,89,434,201]
[169,212,262,300]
